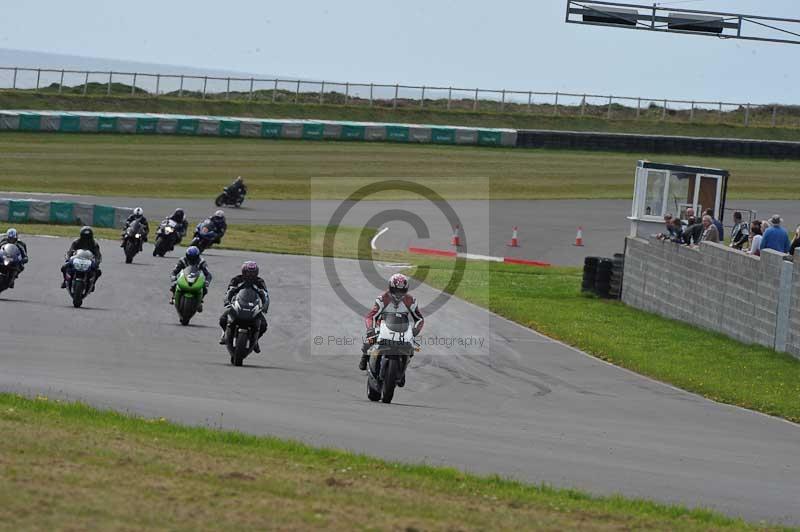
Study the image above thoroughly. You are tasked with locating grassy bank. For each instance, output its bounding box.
[2,133,800,199]
[4,90,800,141]
[415,259,800,423]
[0,393,776,531]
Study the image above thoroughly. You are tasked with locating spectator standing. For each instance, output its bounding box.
[700,215,719,243]
[760,215,791,254]
[729,211,750,250]
[704,209,724,240]
[683,216,703,245]
[656,213,675,240]
[669,218,685,243]
[748,221,763,256]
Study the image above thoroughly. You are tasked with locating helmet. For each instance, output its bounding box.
[235,176,243,183]
[173,208,184,220]
[241,261,259,279]
[185,246,201,265]
[133,207,143,216]
[5,228,17,243]
[388,273,409,301]
[214,210,225,219]
[80,226,94,240]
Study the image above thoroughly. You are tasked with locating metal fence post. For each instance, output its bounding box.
[155,74,160,97]
[272,79,277,103]
[744,103,751,126]
[393,84,398,109]
[636,97,641,119]
[83,72,89,96]
[772,105,778,127]
[59,70,64,95]
[607,96,613,119]
[420,86,425,108]
[319,81,325,104]
[107,71,113,96]
[226,77,231,100]
[553,92,559,115]
[249,78,254,100]
[345,82,350,105]
[447,87,452,110]
[203,76,208,99]
[500,89,505,111]
[35,68,40,92]
[581,94,586,116]
[179,75,184,97]
[12,67,17,89]
[528,91,533,112]
[718,101,723,121]
[295,79,300,104]
[369,83,373,106]
[661,99,667,120]
[689,101,695,121]
[473,88,479,111]
[132,73,137,96]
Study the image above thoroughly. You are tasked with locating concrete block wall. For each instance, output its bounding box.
[622,236,794,354]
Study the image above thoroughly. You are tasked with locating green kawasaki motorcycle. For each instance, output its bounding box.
[174,265,206,325]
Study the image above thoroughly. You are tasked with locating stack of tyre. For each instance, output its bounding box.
[582,254,624,299]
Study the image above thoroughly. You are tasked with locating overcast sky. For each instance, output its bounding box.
[0,0,797,103]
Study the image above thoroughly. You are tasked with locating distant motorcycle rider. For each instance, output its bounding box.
[168,208,189,242]
[169,246,212,310]
[61,226,102,290]
[0,228,28,288]
[359,273,424,372]
[120,207,149,248]
[226,176,247,199]
[209,210,227,244]
[218,261,269,353]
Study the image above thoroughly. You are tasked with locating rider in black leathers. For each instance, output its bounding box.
[209,210,227,244]
[61,226,102,290]
[120,207,150,249]
[225,176,247,201]
[169,246,212,309]
[218,261,269,353]
[168,208,189,243]
[0,228,28,288]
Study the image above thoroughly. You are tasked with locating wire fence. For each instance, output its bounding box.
[1,66,799,128]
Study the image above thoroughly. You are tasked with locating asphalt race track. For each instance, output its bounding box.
[0,235,798,524]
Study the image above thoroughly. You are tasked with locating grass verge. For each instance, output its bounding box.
[4,90,800,141]
[414,259,800,423]
[2,133,800,199]
[0,392,777,531]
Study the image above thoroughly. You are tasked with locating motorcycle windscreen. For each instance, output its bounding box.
[182,266,201,285]
[0,243,21,260]
[233,288,261,320]
[378,313,413,343]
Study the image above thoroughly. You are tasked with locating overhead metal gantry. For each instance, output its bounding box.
[565,1,800,45]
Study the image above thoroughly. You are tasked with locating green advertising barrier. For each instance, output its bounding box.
[50,201,75,224]
[59,115,81,132]
[341,125,365,140]
[136,117,158,133]
[176,118,199,135]
[97,116,117,132]
[302,123,325,140]
[478,130,503,146]
[219,120,241,137]
[92,205,116,228]
[386,126,410,142]
[8,200,30,222]
[19,114,41,131]
[261,122,282,138]
[431,128,456,144]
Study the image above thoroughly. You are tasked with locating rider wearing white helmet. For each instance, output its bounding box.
[121,206,150,247]
[359,273,424,378]
[0,228,29,288]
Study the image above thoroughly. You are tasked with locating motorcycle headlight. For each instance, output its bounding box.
[135,234,141,238]
[164,227,173,234]
[3,259,10,266]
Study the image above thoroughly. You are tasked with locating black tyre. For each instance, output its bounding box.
[178,296,198,326]
[233,329,249,367]
[381,358,399,404]
[124,240,137,264]
[154,237,169,257]
[367,382,381,402]
[215,194,225,207]
[72,280,85,308]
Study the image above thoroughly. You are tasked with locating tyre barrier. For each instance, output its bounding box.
[0,198,131,229]
[0,111,517,148]
[582,255,623,300]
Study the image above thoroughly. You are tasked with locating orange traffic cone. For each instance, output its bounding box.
[508,226,519,247]
[574,226,584,246]
[451,225,461,247]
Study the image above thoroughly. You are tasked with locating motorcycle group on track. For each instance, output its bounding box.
[0,177,423,403]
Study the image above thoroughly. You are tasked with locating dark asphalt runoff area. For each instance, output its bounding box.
[0,235,798,525]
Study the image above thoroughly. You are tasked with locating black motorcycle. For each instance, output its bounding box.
[224,287,266,366]
[153,219,181,257]
[64,249,98,308]
[366,312,418,404]
[122,219,145,264]
[0,243,23,294]
[215,186,245,208]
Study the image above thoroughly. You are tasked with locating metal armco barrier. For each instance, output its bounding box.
[0,198,132,228]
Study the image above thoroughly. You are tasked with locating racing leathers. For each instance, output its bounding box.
[0,237,28,286]
[218,275,269,352]
[226,180,247,199]
[209,216,227,244]
[121,213,150,248]
[360,291,424,367]
[61,237,102,289]
[168,212,189,242]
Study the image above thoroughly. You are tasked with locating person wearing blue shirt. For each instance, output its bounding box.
[760,215,791,254]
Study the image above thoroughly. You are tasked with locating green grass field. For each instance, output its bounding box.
[0,393,780,531]
[5,90,800,141]
[2,132,800,199]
